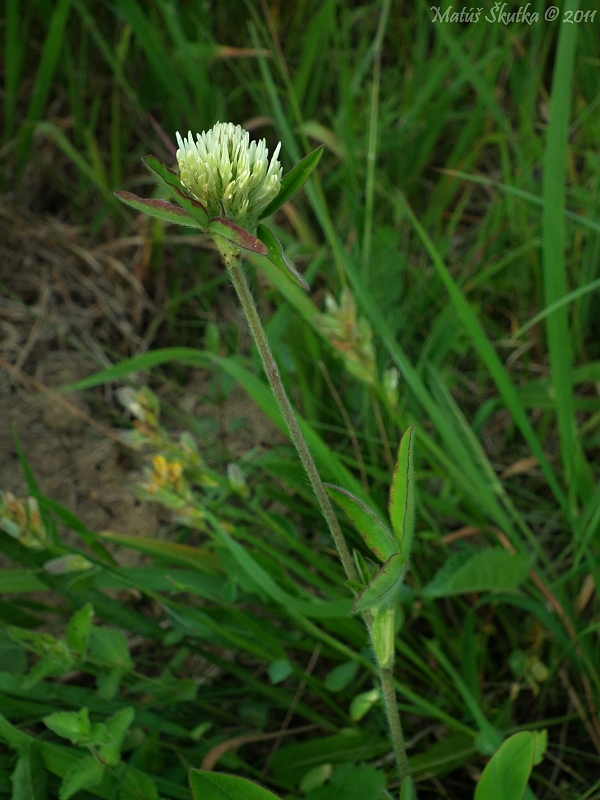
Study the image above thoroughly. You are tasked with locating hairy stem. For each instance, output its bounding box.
[224,252,358,584]
[379,663,411,786]
[222,245,411,791]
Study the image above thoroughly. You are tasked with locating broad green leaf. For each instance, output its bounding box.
[43,708,92,745]
[66,603,94,658]
[96,671,122,702]
[474,731,547,800]
[259,145,324,219]
[256,224,309,290]
[349,687,380,722]
[89,627,133,672]
[208,217,269,255]
[23,654,75,689]
[89,627,133,701]
[324,661,359,693]
[115,191,200,227]
[300,764,332,793]
[98,707,135,767]
[268,659,293,685]
[352,553,406,614]
[389,426,415,560]
[59,756,104,800]
[423,548,533,598]
[10,744,48,800]
[326,484,396,563]
[142,155,209,228]
[117,766,159,800]
[305,763,386,800]
[189,769,282,800]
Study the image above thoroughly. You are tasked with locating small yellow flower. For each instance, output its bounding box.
[0,492,49,549]
[145,455,184,494]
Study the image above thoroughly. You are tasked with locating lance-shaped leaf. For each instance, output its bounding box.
[115,191,200,228]
[257,224,309,290]
[143,155,209,228]
[208,217,269,255]
[326,483,397,562]
[259,145,324,219]
[352,553,406,614]
[389,425,415,560]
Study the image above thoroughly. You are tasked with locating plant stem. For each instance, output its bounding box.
[224,252,358,585]
[378,663,411,786]
[222,246,411,792]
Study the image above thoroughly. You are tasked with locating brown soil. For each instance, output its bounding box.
[0,201,284,554]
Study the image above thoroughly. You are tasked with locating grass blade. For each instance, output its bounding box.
[542,0,592,505]
[18,0,73,162]
[394,191,570,522]
[4,0,25,138]
[362,0,392,270]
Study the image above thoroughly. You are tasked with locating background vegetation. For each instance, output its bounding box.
[1,1,600,798]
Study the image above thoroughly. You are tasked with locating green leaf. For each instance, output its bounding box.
[300,764,332,793]
[96,671,122,702]
[0,629,27,675]
[474,731,547,800]
[208,217,269,255]
[268,659,293,685]
[189,769,282,800]
[98,707,135,767]
[305,763,385,800]
[115,191,201,227]
[349,688,380,722]
[256,224,309,290]
[66,603,94,658]
[117,766,159,800]
[324,661,359,693]
[10,744,48,800]
[43,554,94,575]
[59,756,104,800]
[423,547,533,599]
[326,484,396,563]
[43,708,92,745]
[270,730,389,785]
[400,777,416,800]
[259,145,324,219]
[389,426,415,560]
[352,553,406,614]
[531,728,547,765]
[409,733,475,778]
[98,530,222,575]
[142,155,209,228]
[89,627,133,672]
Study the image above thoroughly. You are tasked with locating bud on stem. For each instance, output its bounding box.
[372,604,396,669]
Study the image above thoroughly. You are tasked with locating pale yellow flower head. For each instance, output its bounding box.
[175,123,282,226]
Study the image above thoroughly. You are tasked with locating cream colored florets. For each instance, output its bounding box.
[175,122,282,226]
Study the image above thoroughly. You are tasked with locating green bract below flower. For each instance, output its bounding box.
[115,122,324,290]
[176,123,282,227]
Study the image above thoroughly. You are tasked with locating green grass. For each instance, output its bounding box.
[2,1,600,798]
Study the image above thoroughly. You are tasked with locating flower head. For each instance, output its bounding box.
[314,288,377,385]
[176,123,282,227]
